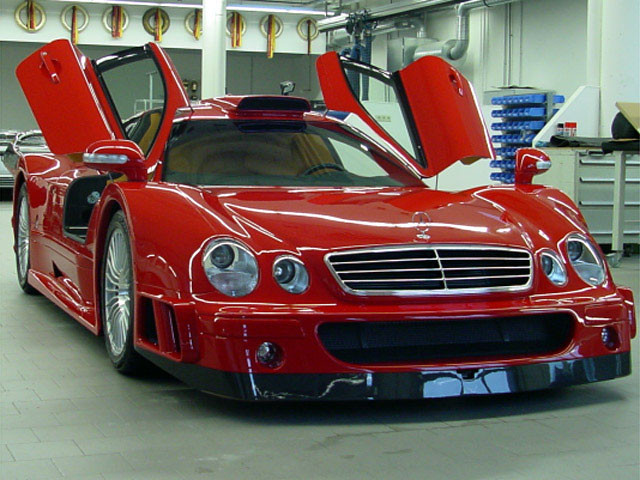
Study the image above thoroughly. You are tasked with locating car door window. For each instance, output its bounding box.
[341,62,417,160]
[95,51,166,155]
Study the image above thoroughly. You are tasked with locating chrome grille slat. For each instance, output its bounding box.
[442,274,530,281]
[331,258,438,265]
[326,245,533,296]
[345,278,445,283]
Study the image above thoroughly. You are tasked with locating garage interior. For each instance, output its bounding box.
[1,0,639,479]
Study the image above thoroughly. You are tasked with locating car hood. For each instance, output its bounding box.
[178,185,545,252]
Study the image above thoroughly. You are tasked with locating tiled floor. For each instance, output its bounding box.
[1,199,638,480]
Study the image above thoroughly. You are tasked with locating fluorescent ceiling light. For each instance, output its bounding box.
[53,0,327,15]
[229,5,326,15]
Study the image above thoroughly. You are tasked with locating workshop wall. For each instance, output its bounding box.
[0,41,320,131]
[421,0,588,103]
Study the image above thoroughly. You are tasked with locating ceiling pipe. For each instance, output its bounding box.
[318,0,462,32]
[415,0,520,61]
[327,17,422,48]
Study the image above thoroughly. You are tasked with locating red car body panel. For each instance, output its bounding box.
[10,40,634,401]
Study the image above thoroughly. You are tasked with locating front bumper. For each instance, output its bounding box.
[138,349,631,401]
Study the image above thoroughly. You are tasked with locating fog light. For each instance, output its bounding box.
[256,342,283,368]
[601,327,620,350]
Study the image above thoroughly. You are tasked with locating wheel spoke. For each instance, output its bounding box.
[17,194,31,281]
[105,265,120,289]
[107,244,121,278]
[117,309,128,346]
[103,221,133,358]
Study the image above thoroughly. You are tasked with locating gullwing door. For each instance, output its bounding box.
[16,39,120,155]
[316,52,494,178]
[16,40,190,157]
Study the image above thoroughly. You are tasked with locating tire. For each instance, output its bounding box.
[102,210,144,374]
[15,184,37,294]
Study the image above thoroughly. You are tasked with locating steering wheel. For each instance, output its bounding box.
[302,163,346,176]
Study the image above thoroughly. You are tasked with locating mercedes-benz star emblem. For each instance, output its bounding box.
[412,211,431,240]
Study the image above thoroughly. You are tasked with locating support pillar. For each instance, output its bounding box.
[201,0,227,99]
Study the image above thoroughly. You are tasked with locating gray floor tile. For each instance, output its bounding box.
[0,428,39,445]
[31,424,106,442]
[0,458,63,479]
[7,440,84,461]
[52,453,135,476]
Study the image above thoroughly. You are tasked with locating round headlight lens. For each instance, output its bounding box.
[210,244,234,269]
[540,250,567,286]
[202,239,258,297]
[566,235,606,286]
[273,256,309,294]
[274,259,296,284]
[567,241,583,262]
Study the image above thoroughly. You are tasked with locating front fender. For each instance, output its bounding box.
[90,181,220,300]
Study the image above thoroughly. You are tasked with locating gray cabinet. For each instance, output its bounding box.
[538,148,639,244]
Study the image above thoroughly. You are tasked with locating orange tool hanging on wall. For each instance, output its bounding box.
[231,12,243,48]
[266,14,276,59]
[193,9,202,40]
[27,0,36,30]
[70,6,78,45]
[155,8,163,42]
[112,6,124,38]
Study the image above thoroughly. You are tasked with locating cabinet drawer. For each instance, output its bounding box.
[577,179,640,203]
[581,205,640,238]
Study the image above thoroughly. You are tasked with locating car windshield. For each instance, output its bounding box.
[163,120,421,187]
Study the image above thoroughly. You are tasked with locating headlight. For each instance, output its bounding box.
[566,235,606,286]
[202,238,258,297]
[540,250,567,286]
[273,256,309,294]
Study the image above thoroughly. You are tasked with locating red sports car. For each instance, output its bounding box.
[8,39,635,400]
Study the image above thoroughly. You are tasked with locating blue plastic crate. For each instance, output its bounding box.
[489,160,516,170]
[491,107,547,118]
[490,172,515,183]
[491,134,536,145]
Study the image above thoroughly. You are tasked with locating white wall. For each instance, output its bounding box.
[600,0,640,134]
[421,0,588,103]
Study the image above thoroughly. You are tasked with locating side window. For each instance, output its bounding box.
[342,64,417,159]
[96,52,165,155]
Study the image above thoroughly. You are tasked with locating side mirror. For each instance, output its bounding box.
[83,140,147,182]
[514,148,551,185]
[280,81,295,96]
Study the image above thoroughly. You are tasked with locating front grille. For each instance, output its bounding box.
[318,314,574,365]
[325,245,533,295]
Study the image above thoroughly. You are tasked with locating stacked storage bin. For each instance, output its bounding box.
[489,92,564,183]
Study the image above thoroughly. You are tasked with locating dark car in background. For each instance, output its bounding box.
[1,130,49,188]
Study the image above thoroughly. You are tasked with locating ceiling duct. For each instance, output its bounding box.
[414,0,520,61]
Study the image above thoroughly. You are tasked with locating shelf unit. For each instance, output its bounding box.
[488,91,564,183]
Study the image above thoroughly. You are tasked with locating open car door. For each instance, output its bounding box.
[316,52,494,178]
[16,39,189,159]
